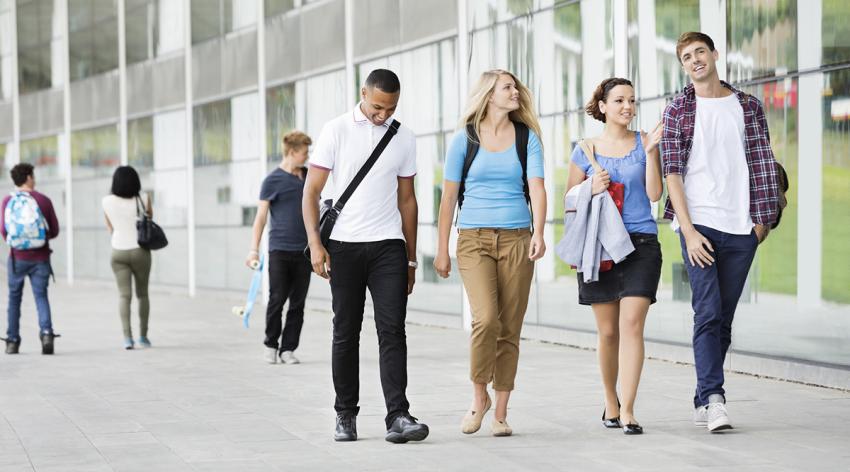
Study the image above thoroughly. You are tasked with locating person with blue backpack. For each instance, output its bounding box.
[1,163,60,355]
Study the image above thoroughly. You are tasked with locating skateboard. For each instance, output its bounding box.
[232,254,264,328]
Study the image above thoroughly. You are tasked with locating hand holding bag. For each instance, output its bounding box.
[136,194,168,250]
[576,139,625,272]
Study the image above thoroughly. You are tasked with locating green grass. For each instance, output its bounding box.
[822,164,850,303]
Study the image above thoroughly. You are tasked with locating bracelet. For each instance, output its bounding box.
[248,250,259,255]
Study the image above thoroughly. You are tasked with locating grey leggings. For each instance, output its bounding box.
[110,248,152,339]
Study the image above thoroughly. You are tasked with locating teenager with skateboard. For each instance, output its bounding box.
[247,130,312,365]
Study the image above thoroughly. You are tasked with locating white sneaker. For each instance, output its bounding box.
[707,402,733,432]
[693,405,708,427]
[264,347,278,364]
[279,350,300,365]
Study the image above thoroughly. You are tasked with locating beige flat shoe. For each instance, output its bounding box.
[492,419,512,437]
[461,394,492,434]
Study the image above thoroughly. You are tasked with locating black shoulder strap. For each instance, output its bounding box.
[333,120,400,212]
[457,123,479,210]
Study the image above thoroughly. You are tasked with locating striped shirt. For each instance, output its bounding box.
[660,81,781,226]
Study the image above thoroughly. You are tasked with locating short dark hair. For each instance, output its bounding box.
[111,166,142,198]
[676,32,716,63]
[585,78,633,123]
[10,163,34,187]
[364,69,401,94]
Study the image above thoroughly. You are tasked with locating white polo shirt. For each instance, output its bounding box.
[310,103,417,243]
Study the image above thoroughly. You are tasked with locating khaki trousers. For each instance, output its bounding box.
[456,228,534,391]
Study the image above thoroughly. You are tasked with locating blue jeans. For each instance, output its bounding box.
[680,225,758,408]
[6,258,53,342]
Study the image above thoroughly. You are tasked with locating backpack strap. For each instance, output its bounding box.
[457,123,480,210]
[514,121,530,205]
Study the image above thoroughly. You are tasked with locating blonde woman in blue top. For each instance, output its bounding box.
[565,77,663,434]
[434,69,546,437]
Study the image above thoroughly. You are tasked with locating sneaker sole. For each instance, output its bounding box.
[708,421,733,432]
[333,435,357,442]
[694,421,707,427]
[386,427,429,444]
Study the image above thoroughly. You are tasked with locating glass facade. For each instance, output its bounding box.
[1,0,849,369]
[17,0,61,93]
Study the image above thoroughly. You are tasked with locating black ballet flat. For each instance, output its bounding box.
[623,423,643,435]
[602,409,622,428]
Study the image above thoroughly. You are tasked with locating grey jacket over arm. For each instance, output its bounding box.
[555,179,634,283]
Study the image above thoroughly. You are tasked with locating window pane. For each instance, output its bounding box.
[128,116,153,170]
[266,82,295,163]
[191,0,231,44]
[264,0,293,18]
[193,99,231,166]
[824,0,850,65]
[738,79,798,296]
[17,0,55,93]
[822,68,850,303]
[69,0,118,80]
[727,0,797,82]
[125,0,157,64]
[71,123,120,178]
[628,0,699,100]
[20,135,60,178]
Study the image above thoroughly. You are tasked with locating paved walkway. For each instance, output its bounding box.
[1,278,849,472]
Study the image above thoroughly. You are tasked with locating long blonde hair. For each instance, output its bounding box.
[459,69,542,145]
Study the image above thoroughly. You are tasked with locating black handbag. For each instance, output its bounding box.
[304,119,401,260]
[135,195,168,250]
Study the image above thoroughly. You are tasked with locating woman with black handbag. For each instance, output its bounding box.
[103,166,153,350]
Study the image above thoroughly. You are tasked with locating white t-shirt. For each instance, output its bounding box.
[309,104,417,243]
[673,93,753,235]
[102,194,144,250]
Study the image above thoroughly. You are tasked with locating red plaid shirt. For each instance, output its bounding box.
[661,81,781,226]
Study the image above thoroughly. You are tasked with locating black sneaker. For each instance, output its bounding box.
[40,332,58,355]
[3,338,20,354]
[385,414,429,444]
[334,413,357,442]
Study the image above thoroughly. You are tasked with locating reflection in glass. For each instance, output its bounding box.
[71,124,120,179]
[265,0,293,18]
[125,0,157,64]
[20,135,60,178]
[822,69,850,303]
[266,82,295,162]
[727,0,797,82]
[193,99,231,166]
[128,116,153,170]
[739,79,798,296]
[627,0,699,99]
[17,0,55,93]
[191,0,234,44]
[69,0,119,81]
[823,0,850,65]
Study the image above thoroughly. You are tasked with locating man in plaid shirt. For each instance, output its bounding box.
[661,32,781,433]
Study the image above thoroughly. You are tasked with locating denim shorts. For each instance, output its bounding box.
[577,233,662,305]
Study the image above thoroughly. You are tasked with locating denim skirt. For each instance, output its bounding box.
[576,233,662,305]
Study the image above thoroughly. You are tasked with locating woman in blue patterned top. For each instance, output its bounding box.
[565,77,663,435]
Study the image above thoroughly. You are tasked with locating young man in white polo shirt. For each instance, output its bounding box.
[303,69,428,444]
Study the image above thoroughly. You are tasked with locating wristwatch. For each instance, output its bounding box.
[408,260,419,269]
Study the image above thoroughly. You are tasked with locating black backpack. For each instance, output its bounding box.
[458,121,530,210]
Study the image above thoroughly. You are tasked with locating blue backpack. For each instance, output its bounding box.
[4,191,48,250]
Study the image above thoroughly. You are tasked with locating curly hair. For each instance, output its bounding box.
[585,78,634,123]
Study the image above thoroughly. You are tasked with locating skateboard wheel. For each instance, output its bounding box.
[232,306,245,317]
[249,260,260,270]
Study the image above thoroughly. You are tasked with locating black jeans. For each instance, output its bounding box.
[264,250,312,352]
[328,239,410,428]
